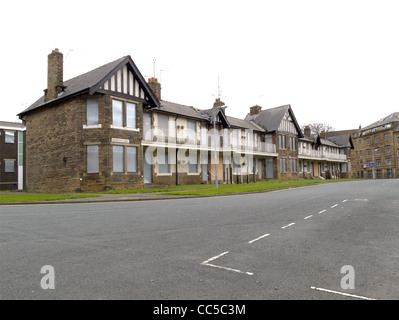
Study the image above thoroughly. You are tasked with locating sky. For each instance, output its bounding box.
[1,0,398,130]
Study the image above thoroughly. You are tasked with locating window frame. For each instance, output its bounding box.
[87,145,99,174]
[4,160,15,173]
[5,131,15,143]
[86,98,99,126]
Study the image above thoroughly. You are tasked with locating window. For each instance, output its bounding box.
[113,146,124,173]
[366,149,371,157]
[5,131,14,143]
[158,149,170,174]
[385,146,391,154]
[232,129,239,146]
[112,100,123,127]
[290,137,296,150]
[5,160,15,172]
[386,158,392,165]
[188,152,198,173]
[279,135,286,149]
[158,115,169,140]
[87,146,99,173]
[86,99,99,125]
[375,147,380,155]
[366,138,370,145]
[374,135,380,143]
[291,158,297,172]
[280,158,287,173]
[127,147,137,173]
[126,102,136,128]
[384,133,390,141]
[187,120,197,142]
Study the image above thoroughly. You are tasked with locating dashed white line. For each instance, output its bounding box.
[318,209,327,214]
[310,286,377,300]
[201,251,229,265]
[331,204,338,209]
[304,215,313,220]
[248,233,270,244]
[204,263,254,276]
[281,222,295,229]
[342,199,348,203]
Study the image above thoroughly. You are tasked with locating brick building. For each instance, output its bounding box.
[0,121,25,190]
[351,113,399,179]
[18,49,279,193]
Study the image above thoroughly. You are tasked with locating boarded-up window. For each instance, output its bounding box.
[87,146,99,173]
[86,99,99,125]
[127,147,137,173]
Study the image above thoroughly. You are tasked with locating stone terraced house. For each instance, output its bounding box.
[18,49,282,193]
[18,49,353,192]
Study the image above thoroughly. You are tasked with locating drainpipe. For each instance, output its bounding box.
[175,114,179,186]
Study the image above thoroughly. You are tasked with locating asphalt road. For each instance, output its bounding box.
[0,180,398,300]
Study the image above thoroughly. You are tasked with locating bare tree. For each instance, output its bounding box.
[302,122,334,135]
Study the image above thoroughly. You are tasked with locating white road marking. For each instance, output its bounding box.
[281,222,295,229]
[248,233,270,244]
[204,263,254,276]
[304,215,313,220]
[201,251,229,265]
[310,286,377,300]
[202,251,253,276]
[342,199,348,203]
[318,210,327,214]
[331,204,338,209]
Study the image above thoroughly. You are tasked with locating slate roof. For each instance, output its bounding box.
[155,100,208,121]
[226,116,264,132]
[361,112,399,130]
[326,134,353,148]
[18,55,160,118]
[245,105,303,137]
[0,121,26,130]
[18,56,127,118]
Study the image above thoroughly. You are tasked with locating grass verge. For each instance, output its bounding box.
[159,179,357,196]
[0,194,99,203]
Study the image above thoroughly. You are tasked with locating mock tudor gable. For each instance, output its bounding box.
[18,55,159,119]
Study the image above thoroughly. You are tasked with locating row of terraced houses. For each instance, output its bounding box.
[1,49,397,192]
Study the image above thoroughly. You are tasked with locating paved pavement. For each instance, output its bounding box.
[0,179,398,300]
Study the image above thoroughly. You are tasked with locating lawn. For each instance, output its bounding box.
[0,179,357,203]
[101,179,357,196]
[158,179,357,196]
[0,193,99,203]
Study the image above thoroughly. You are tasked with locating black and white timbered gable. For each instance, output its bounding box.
[89,56,160,108]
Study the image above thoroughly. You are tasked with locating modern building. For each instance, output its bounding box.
[0,121,25,190]
[351,113,399,179]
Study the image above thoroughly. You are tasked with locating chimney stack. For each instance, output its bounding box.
[147,77,161,100]
[250,105,262,115]
[213,98,225,108]
[45,48,65,102]
[320,130,327,140]
[304,125,311,138]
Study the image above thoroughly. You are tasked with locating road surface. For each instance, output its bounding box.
[1,179,398,299]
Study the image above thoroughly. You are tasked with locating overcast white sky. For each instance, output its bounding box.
[1,0,398,130]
